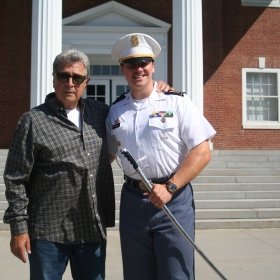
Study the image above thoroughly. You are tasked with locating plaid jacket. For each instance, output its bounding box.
[4,92,115,243]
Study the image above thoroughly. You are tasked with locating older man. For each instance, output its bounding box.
[4,49,115,280]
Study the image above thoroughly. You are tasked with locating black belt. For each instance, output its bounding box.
[124,174,172,192]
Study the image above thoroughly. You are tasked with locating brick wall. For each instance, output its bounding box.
[1,0,279,149]
[0,0,172,149]
[203,0,280,149]
[0,0,32,148]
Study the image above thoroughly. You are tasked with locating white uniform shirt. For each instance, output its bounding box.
[106,83,216,180]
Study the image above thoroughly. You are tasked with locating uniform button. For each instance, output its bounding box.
[87,152,90,156]
[89,174,93,177]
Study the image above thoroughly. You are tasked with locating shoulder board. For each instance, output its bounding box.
[164,91,186,97]
[112,92,128,105]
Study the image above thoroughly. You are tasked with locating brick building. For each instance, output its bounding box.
[1,0,280,149]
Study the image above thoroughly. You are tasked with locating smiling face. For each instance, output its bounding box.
[53,61,89,109]
[121,61,155,99]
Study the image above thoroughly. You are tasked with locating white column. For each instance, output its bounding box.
[30,0,62,108]
[172,0,204,111]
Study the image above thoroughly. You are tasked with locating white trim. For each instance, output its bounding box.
[30,0,62,108]
[62,1,170,84]
[86,79,110,104]
[241,0,280,8]
[242,68,280,129]
[172,0,204,112]
[112,78,129,103]
[63,1,170,28]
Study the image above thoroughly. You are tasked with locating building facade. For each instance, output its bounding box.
[1,0,280,149]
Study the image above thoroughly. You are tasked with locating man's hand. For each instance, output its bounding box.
[148,183,173,208]
[10,233,31,263]
[156,80,175,92]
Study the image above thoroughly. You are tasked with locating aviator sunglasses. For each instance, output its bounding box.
[55,72,87,85]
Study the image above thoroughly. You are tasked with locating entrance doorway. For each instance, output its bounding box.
[85,78,129,105]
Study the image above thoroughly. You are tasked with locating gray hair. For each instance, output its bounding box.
[53,49,90,78]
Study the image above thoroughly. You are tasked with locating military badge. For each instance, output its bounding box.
[130,34,139,47]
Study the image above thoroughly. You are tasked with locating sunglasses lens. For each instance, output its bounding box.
[126,62,150,69]
[72,75,85,84]
[56,72,70,82]
[56,72,86,84]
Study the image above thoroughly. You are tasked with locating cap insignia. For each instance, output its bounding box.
[130,35,139,47]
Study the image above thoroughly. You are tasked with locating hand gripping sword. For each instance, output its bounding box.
[121,148,228,280]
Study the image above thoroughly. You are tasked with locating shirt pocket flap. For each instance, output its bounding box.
[149,117,176,130]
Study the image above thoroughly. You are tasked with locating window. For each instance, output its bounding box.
[241,0,280,8]
[242,68,280,129]
[90,65,122,76]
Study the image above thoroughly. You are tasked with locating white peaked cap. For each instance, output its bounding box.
[111,33,161,63]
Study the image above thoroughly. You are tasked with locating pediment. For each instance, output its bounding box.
[63,0,170,28]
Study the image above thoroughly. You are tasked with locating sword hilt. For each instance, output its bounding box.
[120,148,139,170]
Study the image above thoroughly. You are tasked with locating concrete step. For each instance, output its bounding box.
[192,183,280,191]
[196,218,280,229]
[111,174,280,185]
[1,149,280,230]
[193,176,280,184]
[111,198,280,214]
[196,208,280,219]
[200,169,280,176]
[196,199,280,209]
[113,182,280,192]
[194,191,280,200]
[113,190,280,201]
[0,201,8,210]
[0,221,9,230]
[112,167,280,176]
[0,192,6,200]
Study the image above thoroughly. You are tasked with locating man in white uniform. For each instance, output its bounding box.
[106,33,216,280]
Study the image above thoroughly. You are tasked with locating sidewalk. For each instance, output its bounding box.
[1,228,280,280]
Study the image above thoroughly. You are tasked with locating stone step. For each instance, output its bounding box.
[195,218,280,229]
[1,149,280,230]
[104,217,280,230]
[111,175,280,185]
[201,169,280,176]
[0,201,8,210]
[96,199,280,212]
[2,198,279,213]
[192,183,280,191]
[112,182,280,192]
[113,208,280,221]
[196,208,280,219]
[113,190,280,201]
[111,167,280,176]
[194,176,280,184]
[194,191,280,200]
[0,221,9,231]
[110,219,280,230]
[0,192,6,200]
[1,210,280,230]
[196,199,280,209]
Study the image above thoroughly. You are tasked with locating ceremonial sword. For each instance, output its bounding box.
[121,148,228,280]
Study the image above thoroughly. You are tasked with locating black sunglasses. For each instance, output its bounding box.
[124,62,152,69]
[56,72,87,85]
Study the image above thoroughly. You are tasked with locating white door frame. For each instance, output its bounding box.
[85,79,110,104]
[112,78,129,103]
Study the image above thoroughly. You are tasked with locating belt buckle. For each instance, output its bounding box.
[138,181,147,191]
